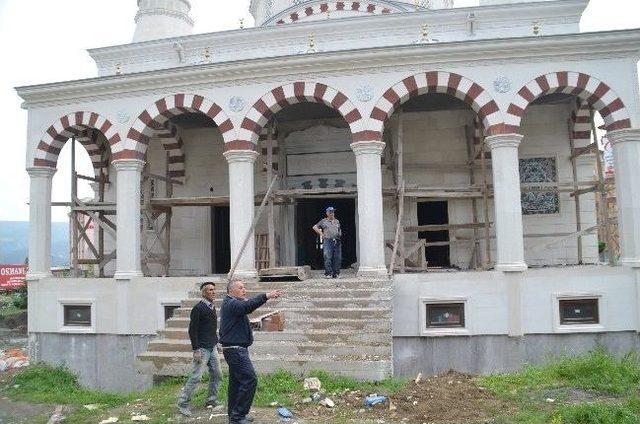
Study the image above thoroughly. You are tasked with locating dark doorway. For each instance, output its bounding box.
[417,201,451,267]
[295,198,357,270]
[211,206,230,274]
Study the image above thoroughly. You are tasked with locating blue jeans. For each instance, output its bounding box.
[223,347,257,423]
[323,238,342,276]
[178,347,222,407]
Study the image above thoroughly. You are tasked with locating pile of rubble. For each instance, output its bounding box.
[0,348,29,371]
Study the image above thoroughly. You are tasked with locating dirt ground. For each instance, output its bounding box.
[295,370,515,424]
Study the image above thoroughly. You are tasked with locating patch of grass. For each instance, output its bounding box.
[479,348,640,399]
[6,364,132,406]
[552,397,640,424]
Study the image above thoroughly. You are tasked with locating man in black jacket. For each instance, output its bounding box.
[177,281,222,417]
[220,279,282,424]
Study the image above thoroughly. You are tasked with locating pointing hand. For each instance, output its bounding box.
[267,290,283,299]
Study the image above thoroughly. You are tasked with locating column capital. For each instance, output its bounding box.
[223,149,259,164]
[350,141,386,156]
[112,159,145,172]
[485,133,524,150]
[607,128,640,145]
[26,166,56,178]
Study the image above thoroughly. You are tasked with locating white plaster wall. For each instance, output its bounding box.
[28,277,198,335]
[519,103,599,265]
[144,128,233,275]
[393,265,638,337]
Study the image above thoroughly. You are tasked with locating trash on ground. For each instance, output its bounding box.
[303,377,322,391]
[365,395,388,407]
[131,414,151,421]
[319,397,335,408]
[99,418,119,424]
[277,406,294,418]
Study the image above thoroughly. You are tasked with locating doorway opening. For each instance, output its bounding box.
[295,198,357,270]
[210,206,230,274]
[417,201,451,267]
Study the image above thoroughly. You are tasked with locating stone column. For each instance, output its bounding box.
[485,134,527,272]
[224,150,259,279]
[113,159,145,279]
[351,141,387,277]
[609,128,640,267]
[26,167,56,280]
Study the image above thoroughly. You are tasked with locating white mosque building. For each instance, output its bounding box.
[18,0,640,392]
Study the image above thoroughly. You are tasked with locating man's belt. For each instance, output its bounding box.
[221,345,247,350]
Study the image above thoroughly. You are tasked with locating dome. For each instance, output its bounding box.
[250,0,454,27]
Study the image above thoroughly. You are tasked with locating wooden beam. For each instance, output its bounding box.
[404,223,489,232]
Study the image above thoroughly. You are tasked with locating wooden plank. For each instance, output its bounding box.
[571,143,597,159]
[258,266,310,281]
[389,182,405,275]
[568,118,583,263]
[404,223,488,232]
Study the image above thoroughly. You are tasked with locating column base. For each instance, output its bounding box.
[357,266,389,279]
[25,272,52,281]
[114,270,144,280]
[620,258,640,268]
[229,269,259,280]
[495,262,528,272]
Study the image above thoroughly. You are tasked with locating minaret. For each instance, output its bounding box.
[132,0,194,42]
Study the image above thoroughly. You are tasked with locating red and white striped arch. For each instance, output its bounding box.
[75,130,110,178]
[369,72,504,140]
[33,111,119,174]
[239,82,366,146]
[154,122,186,180]
[275,2,394,25]
[571,100,593,147]
[506,72,631,133]
[120,94,235,161]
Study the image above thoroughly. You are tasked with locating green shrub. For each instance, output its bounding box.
[11,288,27,309]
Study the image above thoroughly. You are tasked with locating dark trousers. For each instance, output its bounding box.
[323,238,342,276]
[223,347,257,423]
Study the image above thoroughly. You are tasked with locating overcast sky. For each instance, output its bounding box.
[0,0,638,222]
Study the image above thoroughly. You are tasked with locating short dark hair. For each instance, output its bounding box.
[200,281,216,290]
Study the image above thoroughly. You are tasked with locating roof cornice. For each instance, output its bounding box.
[16,29,640,108]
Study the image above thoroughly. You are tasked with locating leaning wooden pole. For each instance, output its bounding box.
[70,137,80,276]
[228,175,279,281]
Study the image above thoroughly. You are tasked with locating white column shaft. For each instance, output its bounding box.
[352,141,387,277]
[225,150,259,279]
[26,167,56,279]
[486,134,527,272]
[113,160,145,279]
[610,128,640,267]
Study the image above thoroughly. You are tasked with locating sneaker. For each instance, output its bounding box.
[205,400,223,410]
[178,404,192,417]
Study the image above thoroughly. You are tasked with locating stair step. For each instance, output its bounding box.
[173,304,391,325]
[163,317,390,332]
[180,291,393,309]
[137,351,392,380]
[192,279,391,292]
[158,328,392,344]
[146,339,390,356]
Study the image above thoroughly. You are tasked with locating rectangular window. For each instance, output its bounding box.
[559,298,599,325]
[426,303,465,328]
[63,305,91,326]
[164,305,179,321]
[520,157,560,215]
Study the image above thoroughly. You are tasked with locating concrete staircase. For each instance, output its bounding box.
[137,277,393,381]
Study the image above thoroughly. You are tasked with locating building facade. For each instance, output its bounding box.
[18,0,640,392]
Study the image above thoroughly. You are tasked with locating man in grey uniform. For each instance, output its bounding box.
[312,206,342,278]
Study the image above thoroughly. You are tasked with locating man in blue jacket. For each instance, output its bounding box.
[220,279,282,424]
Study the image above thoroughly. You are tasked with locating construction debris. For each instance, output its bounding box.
[303,377,322,391]
[319,397,335,408]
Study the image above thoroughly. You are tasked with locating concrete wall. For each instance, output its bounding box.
[394,332,640,377]
[29,333,154,393]
[392,266,640,376]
